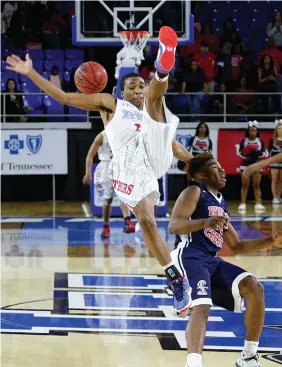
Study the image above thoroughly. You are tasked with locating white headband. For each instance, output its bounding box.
[248,120,259,127]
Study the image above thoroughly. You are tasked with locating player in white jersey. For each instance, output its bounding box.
[82,130,135,238]
[7,26,193,313]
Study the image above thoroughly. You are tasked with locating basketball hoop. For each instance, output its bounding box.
[119,30,151,57]
[115,30,150,79]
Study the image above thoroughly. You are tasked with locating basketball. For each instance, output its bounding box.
[74,61,108,94]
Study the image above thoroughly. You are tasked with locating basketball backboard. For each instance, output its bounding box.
[72,0,194,46]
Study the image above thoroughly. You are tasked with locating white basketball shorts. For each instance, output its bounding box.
[94,161,115,200]
[108,119,178,210]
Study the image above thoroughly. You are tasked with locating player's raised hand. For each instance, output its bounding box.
[6,54,33,76]
[205,216,228,230]
[243,162,261,177]
[82,173,91,185]
[273,232,282,247]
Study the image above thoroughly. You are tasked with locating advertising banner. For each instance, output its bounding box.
[1,130,68,175]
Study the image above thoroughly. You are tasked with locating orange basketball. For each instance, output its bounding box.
[74,61,108,94]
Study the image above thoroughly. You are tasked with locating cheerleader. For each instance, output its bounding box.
[177,122,212,171]
[238,121,267,212]
[269,119,282,204]
[187,122,213,156]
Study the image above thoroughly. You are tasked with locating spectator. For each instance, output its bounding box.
[231,43,243,83]
[205,83,227,122]
[267,11,282,50]
[177,121,212,171]
[231,77,258,120]
[3,79,26,123]
[180,59,207,120]
[49,65,63,90]
[198,23,219,53]
[268,120,282,204]
[193,41,216,92]
[220,18,242,56]
[238,122,266,212]
[257,54,280,115]
[259,39,282,72]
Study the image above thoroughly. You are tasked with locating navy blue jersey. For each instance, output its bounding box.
[175,183,229,256]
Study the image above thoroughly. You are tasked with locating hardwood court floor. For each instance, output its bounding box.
[1,202,282,367]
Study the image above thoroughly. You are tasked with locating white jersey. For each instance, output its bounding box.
[98,130,112,162]
[105,97,179,209]
[105,99,143,156]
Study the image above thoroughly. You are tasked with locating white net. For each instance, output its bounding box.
[115,30,150,79]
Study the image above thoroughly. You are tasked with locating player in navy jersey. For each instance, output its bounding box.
[168,153,282,367]
[238,121,266,213]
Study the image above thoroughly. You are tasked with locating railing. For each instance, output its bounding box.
[1,92,89,124]
[1,92,281,124]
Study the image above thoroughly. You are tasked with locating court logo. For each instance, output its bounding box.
[26,135,42,154]
[197,280,208,295]
[4,135,24,155]
[1,273,281,358]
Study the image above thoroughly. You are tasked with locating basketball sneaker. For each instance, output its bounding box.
[123,219,135,233]
[154,26,178,75]
[101,227,110,239]
[171,277,192,314]
[235,353,262,367]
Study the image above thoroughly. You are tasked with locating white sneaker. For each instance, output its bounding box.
[254,203,265,212]
[238,203,246,211]
[272,198,280,204]
[235,352,262,366]
[135,222,141,232]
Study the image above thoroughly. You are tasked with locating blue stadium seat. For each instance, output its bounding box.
[65,49,84,60]
[45,97,65,122]
[24,49,44,60]
[44,50,64,61]
[43,60,64,73]
[64,60,82,72]
[1,61,6,71]
[32,60,44,73]
[21,93,44,116]
[64,71,71,82]
[68,106,87,122]
[3,49,24,60]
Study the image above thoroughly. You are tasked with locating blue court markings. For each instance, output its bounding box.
[0,216,270,247]
[1,216,282,224]
[1,275,282,351]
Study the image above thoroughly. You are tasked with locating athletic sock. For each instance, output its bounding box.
[124,216,131,222]
[162,261,182,281]
[186,353,202,367]
[243,340,259,358]
[155,70,169,82]
[103,224,109,229]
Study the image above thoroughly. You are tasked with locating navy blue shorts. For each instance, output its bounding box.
[171,246,253,313]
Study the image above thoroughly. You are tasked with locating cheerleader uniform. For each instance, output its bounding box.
[269,138,282,169]
[238,138,266,171]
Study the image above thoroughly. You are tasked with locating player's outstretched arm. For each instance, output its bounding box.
[168,186,228,234]
[243,152,282,177]
[224,224,282,253]
[6,54,116,113]
[82,133,104,185]
[172,140,193,162]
